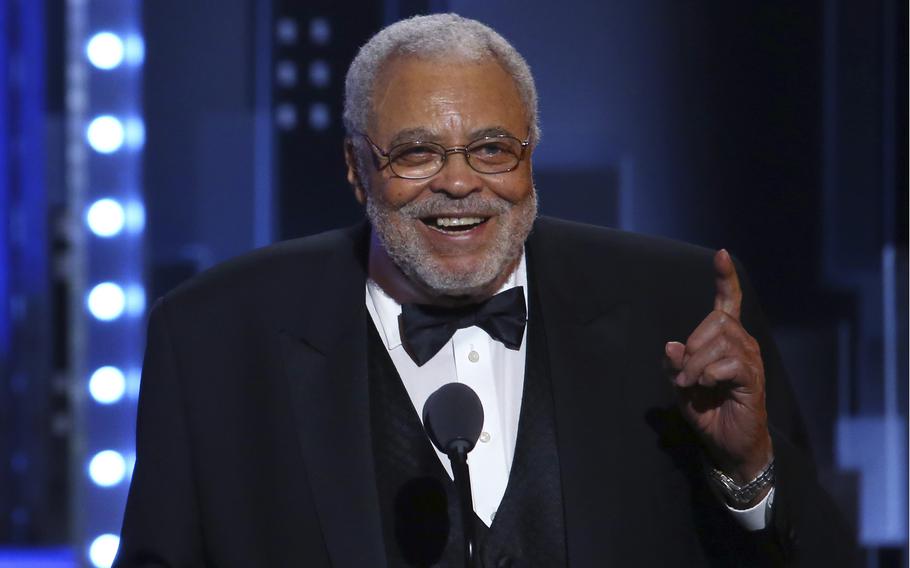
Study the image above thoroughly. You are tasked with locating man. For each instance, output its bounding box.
[115,14,856,567]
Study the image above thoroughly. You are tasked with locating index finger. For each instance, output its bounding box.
[713,249,742,320]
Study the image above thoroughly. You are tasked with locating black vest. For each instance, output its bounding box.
[368,294,568,568]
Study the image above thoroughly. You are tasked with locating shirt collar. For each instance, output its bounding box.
[366,251,528,351]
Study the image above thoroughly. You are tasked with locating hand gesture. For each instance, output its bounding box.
[665,250,773,485]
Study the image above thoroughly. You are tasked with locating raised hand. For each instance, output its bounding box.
[665,250,773,488]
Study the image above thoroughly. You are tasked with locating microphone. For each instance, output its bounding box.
[423,383,484,568]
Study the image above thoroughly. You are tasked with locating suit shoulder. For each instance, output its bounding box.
[160,223,367,314]
[531,216,715,268]
[528,217,724,336]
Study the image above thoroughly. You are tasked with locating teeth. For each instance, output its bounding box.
[435,217,484,227]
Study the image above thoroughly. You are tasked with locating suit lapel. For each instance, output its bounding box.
[278,223,387,567]
[527,221,633,567]
[275,218,637,566]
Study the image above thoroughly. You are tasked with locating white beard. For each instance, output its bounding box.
[366,188,538,297]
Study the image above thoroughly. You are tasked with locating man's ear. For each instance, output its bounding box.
[344,138,367,205]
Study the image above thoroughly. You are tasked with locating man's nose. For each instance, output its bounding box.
[428,149,482,197]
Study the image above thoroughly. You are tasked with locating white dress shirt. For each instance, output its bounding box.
[366,254,528,526]
[364,251,772,530]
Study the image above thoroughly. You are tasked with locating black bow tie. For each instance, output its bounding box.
[399,287,527,367]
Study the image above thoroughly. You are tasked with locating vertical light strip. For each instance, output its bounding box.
[253,0,274,247]
[67,1,144,566]
[64,4,90,561]
[880,0,901,543]
[0,0,9,357]
[881,244,899,538]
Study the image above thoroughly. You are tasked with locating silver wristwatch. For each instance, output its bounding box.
[707,458,775,507]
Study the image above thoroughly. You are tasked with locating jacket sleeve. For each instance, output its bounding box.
[113,298,206,567]
[736,261,860,567]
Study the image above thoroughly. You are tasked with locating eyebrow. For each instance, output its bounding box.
[388,127,439,147]
[468,126,517,140]
[387,125,521,148]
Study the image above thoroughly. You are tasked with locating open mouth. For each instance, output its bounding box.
[421,216,490,233]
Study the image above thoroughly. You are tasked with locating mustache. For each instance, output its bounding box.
[396,193,512,219]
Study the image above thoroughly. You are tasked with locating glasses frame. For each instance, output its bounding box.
[358,131,531,180]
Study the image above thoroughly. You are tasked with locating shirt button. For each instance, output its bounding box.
[468,350,480,363]
[479,431,491,443]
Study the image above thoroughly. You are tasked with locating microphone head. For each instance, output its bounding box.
[422,383,484,456]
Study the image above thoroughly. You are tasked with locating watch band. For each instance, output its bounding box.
[707,458,775,507]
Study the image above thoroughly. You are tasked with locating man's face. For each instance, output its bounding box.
[351,56,537,298]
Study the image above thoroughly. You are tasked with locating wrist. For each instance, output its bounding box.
[706,456,776,509]
[710,436,774,485]
[730,484,772,510]
[728,451,773,485]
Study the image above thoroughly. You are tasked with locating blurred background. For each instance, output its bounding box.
[0,0,906,566]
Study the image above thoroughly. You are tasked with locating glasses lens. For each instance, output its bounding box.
[466,137,522,173]
[389,142,445,179]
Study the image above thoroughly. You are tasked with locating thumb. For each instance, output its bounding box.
[713,249,742,320]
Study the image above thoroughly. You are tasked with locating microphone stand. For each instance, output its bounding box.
[422,382,484,568]
[448,442,477,568]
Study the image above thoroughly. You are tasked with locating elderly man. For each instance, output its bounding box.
[115,14,855,568]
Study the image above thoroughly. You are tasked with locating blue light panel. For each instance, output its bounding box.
[68,2,145,566]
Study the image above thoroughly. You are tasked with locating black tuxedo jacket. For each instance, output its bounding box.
[115,217,856,567]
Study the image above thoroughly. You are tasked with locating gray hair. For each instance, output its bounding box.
[343,13,540,145]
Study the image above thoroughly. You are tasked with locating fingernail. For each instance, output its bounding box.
[674,371,687,386]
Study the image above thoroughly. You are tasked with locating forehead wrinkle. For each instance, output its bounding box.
[369,57,528,146]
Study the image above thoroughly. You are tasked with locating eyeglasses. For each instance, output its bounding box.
[359,132,531,180]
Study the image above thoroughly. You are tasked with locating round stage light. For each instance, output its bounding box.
[276,60,298,87]
[89,366,126,404]
[309,17,331,45]
[88,450,127,487]
[86,32,124,70]
[88,534,120,568]
[276,18,298,45]
[309,60,330,88]
[86,198,125,237]
[87,282,126,321]
[86,116,125,154]
[275,103,297,130]
[309,102,330,131]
